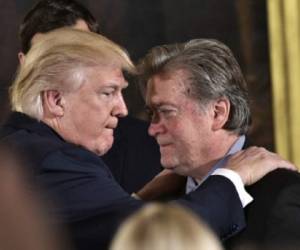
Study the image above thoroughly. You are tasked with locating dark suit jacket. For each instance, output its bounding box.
[102,116,162,194]
[0,112,246,250]
[225,141,300,249]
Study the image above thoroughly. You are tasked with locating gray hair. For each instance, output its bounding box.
[137,39,251,135]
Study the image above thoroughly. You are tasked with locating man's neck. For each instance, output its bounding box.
[189,133,241,182]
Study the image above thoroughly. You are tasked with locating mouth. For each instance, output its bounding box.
[103,126,116,137]
[105,120,118,130]
[156,137,173,150]
[104,127,115,135]
[157,137,171,146]
[159,143,173,150]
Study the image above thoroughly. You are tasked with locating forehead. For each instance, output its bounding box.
[79,65,127,87]
[146,69,189,104]
[61,64,127,94]
[73,19,90,32]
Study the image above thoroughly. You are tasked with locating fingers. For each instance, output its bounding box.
[275,159,297,171]
[225,147,297,186]
[250,146,297,171]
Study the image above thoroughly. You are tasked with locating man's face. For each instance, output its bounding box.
[146,70,215,176]
[60,65,128,155]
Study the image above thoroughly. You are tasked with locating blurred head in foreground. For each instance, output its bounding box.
[110,203,223,250]
[0,147,67,250]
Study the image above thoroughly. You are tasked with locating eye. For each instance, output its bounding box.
[102,91,113,97]
[145,106,177,122]
[100,87,116,98]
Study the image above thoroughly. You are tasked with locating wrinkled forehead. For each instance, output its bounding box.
[145,69,190,103]
[147,69,189,94]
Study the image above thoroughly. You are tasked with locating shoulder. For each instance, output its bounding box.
[42,145,112,175]
[260,169,300,210]
[1,121,111,175]
[262,171,300,246]
[247,169,300,234]
[225,169,300,248]
[247,169,300,195]
[245,169,300,214]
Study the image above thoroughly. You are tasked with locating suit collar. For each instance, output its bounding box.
[2,111,65,142]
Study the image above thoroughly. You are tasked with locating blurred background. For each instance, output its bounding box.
[1,0,299,166]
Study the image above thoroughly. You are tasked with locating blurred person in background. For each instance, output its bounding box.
[110,203,223,250]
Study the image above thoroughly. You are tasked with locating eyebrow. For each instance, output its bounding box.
[103,81,128,89]
[146,101,176,109]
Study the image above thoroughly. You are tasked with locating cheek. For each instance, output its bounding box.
[165,119,182,136]
[90,116,107,136]
[72,110,106,138]
[172,123,199,149]
[84,103,111,129]
[171,120,191,139]
[97,132,114,152]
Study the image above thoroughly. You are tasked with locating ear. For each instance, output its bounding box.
[211,98,230,131]
[42,90,65,117]
[18,52,26,65]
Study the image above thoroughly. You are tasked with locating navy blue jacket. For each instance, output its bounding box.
[0,112,246,250]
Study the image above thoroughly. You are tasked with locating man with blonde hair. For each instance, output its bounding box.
[3,28,135,249]
[17,0,163,195]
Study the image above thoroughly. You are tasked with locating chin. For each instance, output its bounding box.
[89,137,114,156]
[97,143,113,156]
[174,168,189,176]
[161,160,177,170]
[93,146,109,156]
[161,153,180,167]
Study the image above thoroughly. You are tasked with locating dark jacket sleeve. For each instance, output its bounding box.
[176,175,245,240]
[0,112,246,249]
[39,147,245,250]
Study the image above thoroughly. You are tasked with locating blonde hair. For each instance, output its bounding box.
[10,28,135,120]
[110,203,223,250]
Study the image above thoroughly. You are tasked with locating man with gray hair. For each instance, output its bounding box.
[138,38,300,248]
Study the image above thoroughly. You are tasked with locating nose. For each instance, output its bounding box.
[148,120,165,137]
[112,93,128,117]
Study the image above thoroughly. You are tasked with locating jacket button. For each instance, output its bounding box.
[231,224,238,231]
